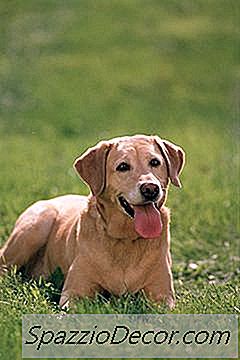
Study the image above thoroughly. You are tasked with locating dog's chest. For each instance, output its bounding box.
[101,240,158,295]
[101,264,147,295]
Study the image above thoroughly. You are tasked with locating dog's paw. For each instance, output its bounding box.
[165,296,175,310]
[59,293,70,310]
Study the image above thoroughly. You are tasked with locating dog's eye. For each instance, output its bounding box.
[149,158,161,167]
[116,162,130,172]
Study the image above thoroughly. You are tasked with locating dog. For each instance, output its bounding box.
[0,134,185,308]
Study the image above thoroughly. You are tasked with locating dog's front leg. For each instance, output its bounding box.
[59,258,101,309]
[143,254,175,309]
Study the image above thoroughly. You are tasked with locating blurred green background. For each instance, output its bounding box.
[0,1,239,359]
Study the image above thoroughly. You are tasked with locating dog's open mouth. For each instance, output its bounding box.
[118,196,135,218]
[118,196,162,239]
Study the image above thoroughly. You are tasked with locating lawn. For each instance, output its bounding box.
[0,1,239,359]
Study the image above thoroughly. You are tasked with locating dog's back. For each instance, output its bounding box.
[0,195,88,276]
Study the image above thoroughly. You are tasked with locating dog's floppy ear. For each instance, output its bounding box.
[154,136,185,187]
[74,141,112,196]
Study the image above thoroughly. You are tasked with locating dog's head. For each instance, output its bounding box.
[74,135,185,238]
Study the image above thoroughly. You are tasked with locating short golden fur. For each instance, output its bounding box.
[0,135,185,308]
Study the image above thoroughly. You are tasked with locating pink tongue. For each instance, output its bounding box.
[133,203,162,239]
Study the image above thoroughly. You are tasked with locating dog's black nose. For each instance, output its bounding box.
[140,183,160,201]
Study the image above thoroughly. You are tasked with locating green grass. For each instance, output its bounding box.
[0,1,239,359]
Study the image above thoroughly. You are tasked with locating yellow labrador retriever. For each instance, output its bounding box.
[0,135,185,308]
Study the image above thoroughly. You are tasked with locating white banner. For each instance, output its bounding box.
[22,314,238,358]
